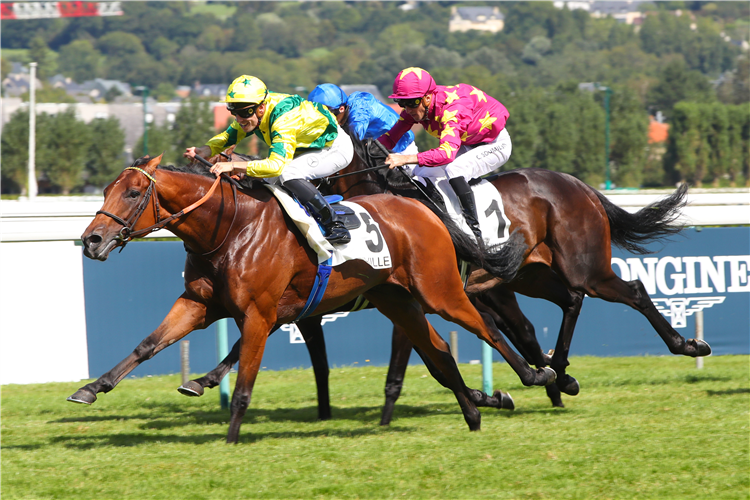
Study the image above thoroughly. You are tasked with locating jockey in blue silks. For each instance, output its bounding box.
[307,84,418,155]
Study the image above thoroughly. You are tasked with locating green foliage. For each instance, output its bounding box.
[57,39,102,82]
[1,356,748,499]
[171,96,218,160]
[38,108,91,194]
[2,1,748,189]
[0,109,32,195]
[664,101,749,186]
[85,117,126,190]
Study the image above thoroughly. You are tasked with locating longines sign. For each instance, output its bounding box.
[611,254,749,328]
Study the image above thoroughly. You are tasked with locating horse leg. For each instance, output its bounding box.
[497,267,586,399]
[68,295,214,405]
[297,316,331,421]
[226,311,273,444]
[411,280,555,387]
[380,324,413,426]
[179,338,240,397]
[366,288,481,430]
[473,289,565,407]
[586,275,711,356]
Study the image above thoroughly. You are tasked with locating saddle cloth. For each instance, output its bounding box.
[415,175,512,247]
[265,184,392,269]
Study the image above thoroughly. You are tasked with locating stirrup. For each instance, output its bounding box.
[324,222,351,245]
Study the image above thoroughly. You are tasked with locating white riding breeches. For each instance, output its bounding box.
[272,124,354,184]
[413,128,512,181]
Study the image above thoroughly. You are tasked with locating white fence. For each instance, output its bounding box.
[0,188,747,385]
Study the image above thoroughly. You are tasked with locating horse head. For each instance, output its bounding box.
[82,154,163,261]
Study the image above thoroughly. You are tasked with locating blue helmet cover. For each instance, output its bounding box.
[308,83,348,108]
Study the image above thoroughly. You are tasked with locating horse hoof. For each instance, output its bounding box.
[539,366,557,386]
[67,389,96,405]
[557,375,580,396]
[686,339,712,357]
[177,381,204,397]
[545,384,564,407]
[493,390,514,410]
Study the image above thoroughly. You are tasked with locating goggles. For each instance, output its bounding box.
[327,106,342,116]
[227,104,259,119]
[394,97,422,109]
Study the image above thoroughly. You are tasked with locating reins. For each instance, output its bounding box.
[97,160,238,256]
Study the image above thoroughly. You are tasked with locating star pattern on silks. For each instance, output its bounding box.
[441,123,456,138]
[478,111,497,132]
[400,67,424,80]
[426,122,440,138]
[228,90,236,98]
[444,89,460,105]
[243,78,253,85]
[441,109,459,124]
[470,87,487,103]
[461,131,470,141]
[439,141,457,157]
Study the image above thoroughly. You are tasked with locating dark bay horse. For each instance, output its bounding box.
[185,140,710,423]
[70,154,554,443]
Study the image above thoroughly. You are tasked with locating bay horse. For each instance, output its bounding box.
[185,139,710,423]
[70,154,554,443]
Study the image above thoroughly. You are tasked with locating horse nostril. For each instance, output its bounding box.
[85,234,102,247]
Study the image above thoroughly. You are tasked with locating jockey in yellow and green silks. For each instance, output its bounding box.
[184,75,354,245]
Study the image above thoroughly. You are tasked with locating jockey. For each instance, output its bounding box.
[185,75,354,245]
[307,83,418,156]
[380,67,512,243]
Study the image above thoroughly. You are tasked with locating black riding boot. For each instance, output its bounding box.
[449,176,482,244]
[283,179,351,245]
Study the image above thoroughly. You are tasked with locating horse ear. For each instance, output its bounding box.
[143,153,164,174]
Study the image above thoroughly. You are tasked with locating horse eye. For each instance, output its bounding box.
[127,190,141,199]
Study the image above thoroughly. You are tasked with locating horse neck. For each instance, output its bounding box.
[153,170,247,255]
[329,156,387,198]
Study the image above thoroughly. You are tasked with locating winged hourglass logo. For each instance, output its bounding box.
[282,312,351,343]
[652,297,727,328]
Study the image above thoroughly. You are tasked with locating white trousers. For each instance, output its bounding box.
[273,124,354,184]
[413,128,512,181]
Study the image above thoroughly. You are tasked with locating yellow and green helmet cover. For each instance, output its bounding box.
[224,75,268,106]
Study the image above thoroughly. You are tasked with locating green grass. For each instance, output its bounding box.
[2,356,748,499]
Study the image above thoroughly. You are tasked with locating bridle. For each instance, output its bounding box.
[96,165,238,256]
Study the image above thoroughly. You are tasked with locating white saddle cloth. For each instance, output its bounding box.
[265,184,393,269]
[415,176,512,247]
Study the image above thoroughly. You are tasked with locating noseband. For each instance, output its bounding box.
[96,166,238,256]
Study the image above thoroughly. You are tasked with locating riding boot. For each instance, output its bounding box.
[449,177,483,245]
[283,179,351,245]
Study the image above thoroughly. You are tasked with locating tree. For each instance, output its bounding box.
[609,88,650,187]
[85,117,126,190]
[171,97,217,159]
[38,109,91,194]
[28,36,55,79]
[1,109,31,195]
[57,39,102,82]
[647,58,713,118]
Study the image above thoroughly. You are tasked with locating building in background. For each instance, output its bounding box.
[449,6,505,33]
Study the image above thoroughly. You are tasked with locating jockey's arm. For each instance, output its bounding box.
[384,153,419,170]
[183,145,212,160]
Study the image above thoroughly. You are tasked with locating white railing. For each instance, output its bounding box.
[2,189,746,242]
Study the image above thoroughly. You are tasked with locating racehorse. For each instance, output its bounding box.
[184,139,710,423]
[69,154,555,443]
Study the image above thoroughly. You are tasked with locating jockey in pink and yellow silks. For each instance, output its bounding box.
[381,67,512,242]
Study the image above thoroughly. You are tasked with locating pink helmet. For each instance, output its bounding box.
[388,67,437,99]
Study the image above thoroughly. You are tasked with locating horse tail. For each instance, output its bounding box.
[423,202,527,282]
[593,183,688,255]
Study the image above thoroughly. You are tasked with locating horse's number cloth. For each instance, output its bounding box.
[417,176,512,247]
[265,184,393,269]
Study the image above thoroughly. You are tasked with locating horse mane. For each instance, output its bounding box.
[130,154,265,191]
